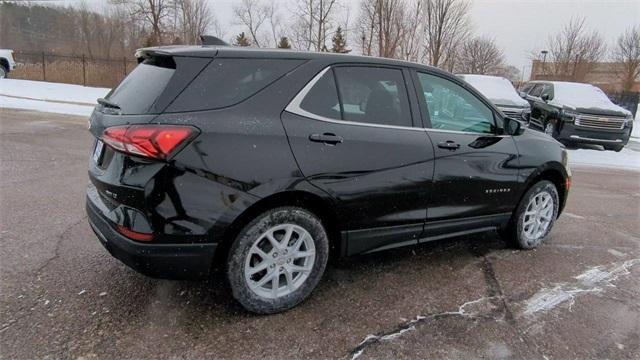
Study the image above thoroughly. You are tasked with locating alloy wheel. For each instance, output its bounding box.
[521,191,554,246]
[244,224,316,299]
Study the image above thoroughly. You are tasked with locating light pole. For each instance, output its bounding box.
[540,50,548,78]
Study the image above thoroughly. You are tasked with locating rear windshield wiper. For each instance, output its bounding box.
[97,98,121,109]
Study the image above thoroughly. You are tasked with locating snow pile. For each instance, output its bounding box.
[568,146,640,171]
[0,79,110,116]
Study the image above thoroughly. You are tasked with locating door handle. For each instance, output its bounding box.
[309,133,344,145]
[437,141,460,150]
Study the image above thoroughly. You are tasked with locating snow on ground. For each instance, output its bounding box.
[568,146,639,171]
[0,79,109,117]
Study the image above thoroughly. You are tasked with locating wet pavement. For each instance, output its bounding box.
[1,108,639,359]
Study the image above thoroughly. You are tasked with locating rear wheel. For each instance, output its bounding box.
[226,207,329,314]
[500,180,559,249]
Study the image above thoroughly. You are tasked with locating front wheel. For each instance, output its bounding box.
[604,144,624,152]
[500,180,559,249]
[226,207,329,314]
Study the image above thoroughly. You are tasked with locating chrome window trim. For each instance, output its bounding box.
[285,65,508,137]
[285,66,424,132]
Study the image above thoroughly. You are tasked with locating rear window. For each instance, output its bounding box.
[105,57,175,115]
[167,58,304,112]
[104,56,210,115]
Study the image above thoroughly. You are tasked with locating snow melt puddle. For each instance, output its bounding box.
[523,259,639,316]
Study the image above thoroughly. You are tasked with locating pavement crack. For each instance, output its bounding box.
[349,296,501,360]
[34,215,88,277]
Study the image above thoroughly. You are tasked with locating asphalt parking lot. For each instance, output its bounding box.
[1,107,639,359]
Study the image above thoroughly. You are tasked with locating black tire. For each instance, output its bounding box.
[226,207,329,314]
[604,144,624,152]
[500,180,559,249]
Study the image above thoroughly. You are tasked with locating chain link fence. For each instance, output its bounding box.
[10,51,138,88]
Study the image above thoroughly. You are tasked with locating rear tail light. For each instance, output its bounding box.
[102,125,197,160]
[116,225,153,242]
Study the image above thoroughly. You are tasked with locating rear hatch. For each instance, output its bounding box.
[87,51,212,240]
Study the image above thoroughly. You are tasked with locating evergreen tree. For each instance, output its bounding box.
[331,27,350,53]
[234,32,251,47]
[277,36,291,49]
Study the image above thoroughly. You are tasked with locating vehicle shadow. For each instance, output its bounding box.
[102,231,510,317]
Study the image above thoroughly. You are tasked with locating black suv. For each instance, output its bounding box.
[520,81,634,151]
[87,46,570,313]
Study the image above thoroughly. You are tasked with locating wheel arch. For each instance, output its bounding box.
[213,190,342,270]
[522,163,569,216]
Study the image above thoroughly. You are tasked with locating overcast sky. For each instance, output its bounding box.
[56,0,640,77]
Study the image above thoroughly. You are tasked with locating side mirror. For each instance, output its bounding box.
[541,93,550,102]
[519,91,527,98]
[504,117,523,136]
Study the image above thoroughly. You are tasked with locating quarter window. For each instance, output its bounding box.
[168,58,304,112]
[416,72,495,134]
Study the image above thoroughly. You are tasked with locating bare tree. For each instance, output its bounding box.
[613,25,640,91]
[233,0,269,47]
[422,0,470,69]
[398,0,423,61]
[292,0,339,51]
[118,0,173,46]
[177,0,212,44]
[493,64,521,83]
[358,0,408,58]
[265,0,282,47]
[456,36,504,74]
[545,17,606,81]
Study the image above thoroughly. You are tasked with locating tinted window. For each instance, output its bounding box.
[334,67,412,127]
[168,58,304,112]
[106,57,176,115]
[299,70,341,120]
[529,84,544,97]
[521,83,534,94]
[541,84,554,99]
[417,72,495,134]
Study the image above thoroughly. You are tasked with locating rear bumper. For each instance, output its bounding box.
[86,194,217,280]
[557,122,631,146]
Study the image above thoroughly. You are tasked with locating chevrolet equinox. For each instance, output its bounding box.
[87,46,571,314]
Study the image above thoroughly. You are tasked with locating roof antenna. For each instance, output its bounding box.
[200,35,229,46]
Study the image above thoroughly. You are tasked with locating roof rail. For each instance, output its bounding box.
[200,35,229,46]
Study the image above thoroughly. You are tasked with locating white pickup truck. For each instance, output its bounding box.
[0,49,16,78]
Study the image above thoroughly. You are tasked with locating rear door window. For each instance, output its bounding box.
[333,66,412,127]
[167,58,304,112]
[298,70,341,119]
